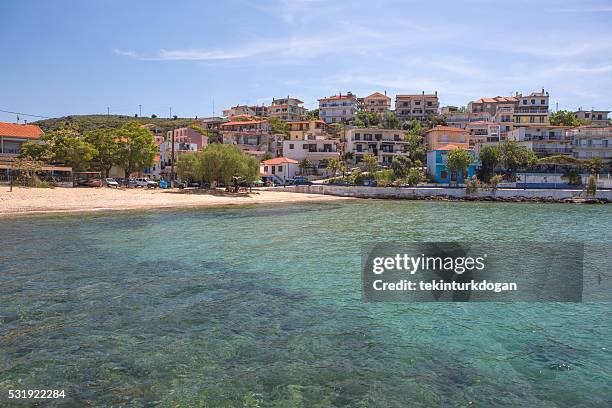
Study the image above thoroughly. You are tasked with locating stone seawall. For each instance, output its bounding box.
[280,185,612,203]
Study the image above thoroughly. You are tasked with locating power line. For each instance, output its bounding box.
[0,109,50,119]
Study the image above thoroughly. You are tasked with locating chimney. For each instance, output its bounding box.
[435,90,438,97]
[384,90,387,96]
[422,91,425,95]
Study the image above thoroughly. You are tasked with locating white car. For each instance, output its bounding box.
[105,178,119,188]
[134,178,158,188]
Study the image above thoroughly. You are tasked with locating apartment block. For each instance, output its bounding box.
[507,125,572,157]
[514,89,549,127]
[440,108,492,129]
[424,125,470,151]
[165,127,209,150]
[318,92,359,124]
[569,127,612,160]
[360,92,391,116]
[395,91,439,122]
[220,119,282,157]
[269,97,306,122]
[465,121,501,151]
[345,128,410,166]
[287,120,332,140]
[574,108,610,127]
[283,137,340,176]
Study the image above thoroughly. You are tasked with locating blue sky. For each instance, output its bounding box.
[1,0,611,123]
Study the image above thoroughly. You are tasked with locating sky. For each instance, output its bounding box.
[1,0,612,123]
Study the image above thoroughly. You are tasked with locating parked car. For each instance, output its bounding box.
[135,178,158,188]
[287,176,313,186]
[261,176,282,187]
[77,178,103,187]
[123,178,139,188]
[104,178,119,188]
[177,180,202,189]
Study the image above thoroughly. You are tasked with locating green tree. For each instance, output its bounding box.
[404,132,425,163]
[325,157,341,177]
[550,110,589,126]
[307,109,319,120]
[298,159,313,176]
[478,145,500,182]
[584,157,603,175]
[446,148,473,184]
[176,153,200,182]
[39,128,97,171]
[18,141,53,162]
[267,117,289,137]
[390,155,413,179]
[363,153,378,175]
[354,111,381,128]
[405,167,423,186]
[586,175,597,196]
[261,152,273,161]
[402,119,422,133]
[84,128,121,177]
[381,111,399,129]
[498,140,537,179]
[116,121,157,178]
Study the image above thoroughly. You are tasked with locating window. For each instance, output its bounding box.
[278,166,283,172]
[541,99,545,104]
[264,166,268,172]
[531,99,535,104]
[441,170,448,180]
[289,144,294,149]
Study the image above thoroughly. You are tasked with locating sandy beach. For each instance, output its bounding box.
[0,186,350,216]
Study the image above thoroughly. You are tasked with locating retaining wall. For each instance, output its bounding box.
[281,185,612,202]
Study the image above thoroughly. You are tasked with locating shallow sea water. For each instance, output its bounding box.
[0,200,611,407]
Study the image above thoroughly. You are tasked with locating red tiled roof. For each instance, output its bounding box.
[221,120,266,127]
[0,122,44,139]
[475,96,518,104]
[427,125,467,133]
[365,92,390,100]
[437,144,466,151]
[262,157,299,165]
[318,94,356,101]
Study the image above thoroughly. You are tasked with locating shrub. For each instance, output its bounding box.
[586,175,597,196]
[465,175,480,194]
[489,174,503,191]
[405,168,423,186]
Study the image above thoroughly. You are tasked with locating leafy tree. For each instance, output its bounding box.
[354,111,381,128]
[498,140,537,179]
[19,141,53,162]
[446,148,473,184]
[550,110,589,126]
[586,175,597,196]
[298,159,313,175]
[425,115,447,129]
[381,111,399,129]
[402,119,422,133]
[391,155,413,179]
[261,152,273,161]
[307,109,319,120]
[362,153,378,175]
[116,121,157,178]
[330,123,345,139]
[405,167,423,186]
[404,132,425,163]
[584,157,603,175]
[35,128,97,171]
[267,117,289,136]
[325,157,341,176]
[478,145,500,182]
[176,144,259,188]
[84,128,121,177]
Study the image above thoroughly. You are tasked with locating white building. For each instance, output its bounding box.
[345,128,410,166]
[507,125,572,157]
[569,127,612,159]
[260,157,298,183]
[318,92,358,124]
[283,137,340,177]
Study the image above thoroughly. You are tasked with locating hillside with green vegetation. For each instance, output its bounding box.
[33,114,199,133]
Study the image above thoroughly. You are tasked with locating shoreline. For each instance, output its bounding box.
[0,187,352,217]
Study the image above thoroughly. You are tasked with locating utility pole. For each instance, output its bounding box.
[169,107,172,118]
[139,104,142,117]
[171,128,175,187]
[107,107,110,117]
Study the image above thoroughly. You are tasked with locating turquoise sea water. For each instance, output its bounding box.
[1,200,611,407]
